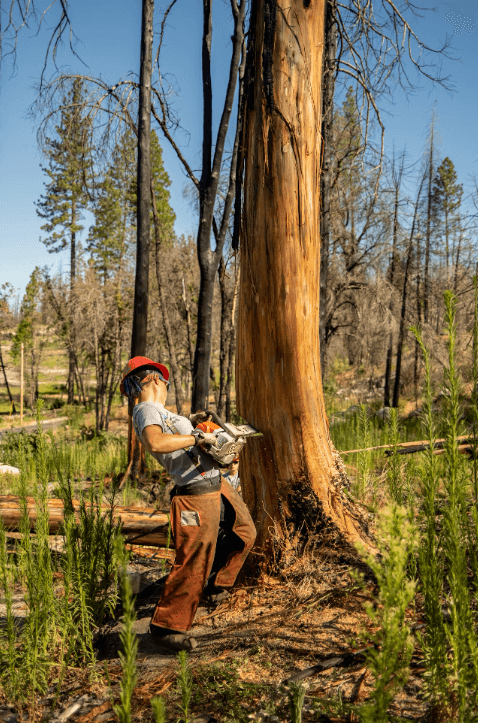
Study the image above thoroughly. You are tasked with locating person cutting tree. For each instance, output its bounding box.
[120,356,257,652]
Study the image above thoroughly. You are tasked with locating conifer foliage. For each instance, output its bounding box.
[11,268,45,410]
[37,79,92,403]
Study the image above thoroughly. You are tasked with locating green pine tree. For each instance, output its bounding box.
[431,157,463,288]
[11,269,44,410]
[36,78,92,402]
[150,130,176,238]
[87,130,136,283]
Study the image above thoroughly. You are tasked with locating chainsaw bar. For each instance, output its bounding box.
[204,410,262,439]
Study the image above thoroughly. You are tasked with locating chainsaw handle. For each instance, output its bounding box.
[204,409,240,439]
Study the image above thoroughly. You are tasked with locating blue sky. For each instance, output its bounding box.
[1,0,477,300]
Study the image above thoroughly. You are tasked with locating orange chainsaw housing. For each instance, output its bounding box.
[196,421,222,434]
[196,421,239,463]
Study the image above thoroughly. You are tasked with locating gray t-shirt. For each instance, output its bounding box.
[132,401,219,487]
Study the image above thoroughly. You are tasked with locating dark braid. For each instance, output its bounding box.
[123,375,144,400]
[123,368,163,401]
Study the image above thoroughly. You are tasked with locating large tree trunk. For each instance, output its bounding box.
[236,0,374,557]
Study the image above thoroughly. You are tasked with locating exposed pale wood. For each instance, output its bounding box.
[0,495,170,547]
[4,532,174,559]
[237,0,376,555]
[125,544,175,561]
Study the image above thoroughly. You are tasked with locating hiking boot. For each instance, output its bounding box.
[150,624,198,652]
[201,585,231,605]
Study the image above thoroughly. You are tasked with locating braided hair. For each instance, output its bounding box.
[122,368,165,402]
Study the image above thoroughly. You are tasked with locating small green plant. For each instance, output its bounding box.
[192,661,276,722]
[357,405,372,501]
[151,696,167,723]
[386,407,403,504]
[287,681,306,723]
[177,650,193,723]
[0,401,124,708]
[64,403,85,431]
[357,505,416,723]
[437,294,478,719]
[57,476,121,629]
[0,519,21,701]
[113,538,138,723]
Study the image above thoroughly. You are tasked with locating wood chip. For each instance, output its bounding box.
[76,701,112,723]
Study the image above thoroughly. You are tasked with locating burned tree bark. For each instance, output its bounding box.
[128,0,154,478]
[392,175,425,409]
[131,0,154,357]
[191,0,247,412]
[384,154,404,408]
[319,0,337,377]
[0,342,16,414]
[237,0,374,556]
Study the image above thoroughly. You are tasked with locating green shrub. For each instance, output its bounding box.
[358,505,416,723]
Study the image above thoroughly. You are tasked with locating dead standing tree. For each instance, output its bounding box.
[127,0,154,478]
[153,0,247,412]
[236,0,375,556]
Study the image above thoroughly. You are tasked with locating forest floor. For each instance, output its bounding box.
[0,344,449,721]
[0,541,431,723]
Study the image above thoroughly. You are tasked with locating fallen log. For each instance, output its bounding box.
[0,495,171,547]
[341,435,478,457]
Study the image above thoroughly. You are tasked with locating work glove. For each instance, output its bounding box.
[188,410,209,426]
[192,429,218,447]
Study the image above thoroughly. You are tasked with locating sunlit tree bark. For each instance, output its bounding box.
[237,0,374,556]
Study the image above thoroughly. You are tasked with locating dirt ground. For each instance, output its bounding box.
[0,549,429,723]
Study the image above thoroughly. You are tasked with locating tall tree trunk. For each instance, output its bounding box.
[237,0,374,556]
[225,264,240,422]
[128,0,154,478]
[192,0,246,412]
[151,178,185,416]
[105,200,128,431]
[217,256,231,418]
[225,266,240,421]
[72,351,87,407]
[445,206,450,288]
[454,230,462,294]
[384,177,401,408]
[182,277,195,397]
[424,111,435,325]
[392,176,425,409]
[68,213,76,404]
[192,271,215,411]
[414,231,421,407]
[131,0,154,357]
[0,342,16,413]
[319,0,337,379]
[94,314,100,433]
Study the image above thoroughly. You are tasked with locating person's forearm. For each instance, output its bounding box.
[147,434,195,455]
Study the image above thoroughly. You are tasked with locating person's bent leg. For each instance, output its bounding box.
[213,478,256,589]
[151,489,221,633]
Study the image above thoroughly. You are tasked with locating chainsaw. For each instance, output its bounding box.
[193,410,261,465]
